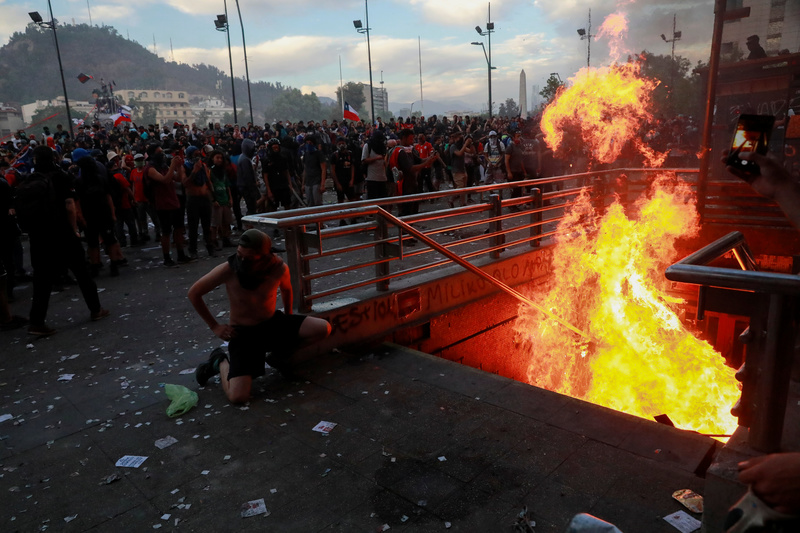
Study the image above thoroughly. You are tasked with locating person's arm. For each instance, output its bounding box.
[65,198,80,236]
[146,157,182,184]
[349,160,355,187]
[724,151,800,229]
[278,263,293,314]
[738,453,800,514]
[505,151,513,175]
[187,263,236,340]
[330,158,341,190]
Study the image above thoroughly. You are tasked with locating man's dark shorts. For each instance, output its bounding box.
[227,311,306,379]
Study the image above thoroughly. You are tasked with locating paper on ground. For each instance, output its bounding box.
[155,436,178,449]
[241,498,269,518]
[115,455,148,468]
[312,421,337,434]
[0,414,13,423]
[663,511,701,533]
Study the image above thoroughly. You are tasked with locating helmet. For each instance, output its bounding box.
[267,138,281,147]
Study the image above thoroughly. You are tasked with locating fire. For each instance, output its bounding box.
[540,62,665,167]
[596,12,629,61]
[518,9,739,437]
[516,177,740,436]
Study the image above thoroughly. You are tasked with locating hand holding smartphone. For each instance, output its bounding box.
[726,114,775,179]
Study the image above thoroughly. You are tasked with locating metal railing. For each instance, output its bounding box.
[666,231,800,452]
[244,168,699,313]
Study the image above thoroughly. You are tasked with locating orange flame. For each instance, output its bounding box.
[516,177,740,436]
[596,12,629,61]
[540,62,665,167]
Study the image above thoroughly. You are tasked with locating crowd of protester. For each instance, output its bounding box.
[0,111,698,333]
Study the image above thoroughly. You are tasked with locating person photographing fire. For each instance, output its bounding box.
[723,150,800,519]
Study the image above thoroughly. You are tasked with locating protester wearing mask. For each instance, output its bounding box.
[301,134,327,207]
[145,145,192,266]
[189,229,331,404]
[208,150,235,249]
[129,153,161,242]
[504,130,528,200]
[182,146,216,258]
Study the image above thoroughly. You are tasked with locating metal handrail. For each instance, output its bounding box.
[665,231,800,294]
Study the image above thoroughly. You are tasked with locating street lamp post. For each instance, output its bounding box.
[661,14,682,109]
[214,8,237,124]
[353,0,375,125]
[29,2,74,137]
[474,2,495,118]
[233,0,253,124]
[577,9,592,68]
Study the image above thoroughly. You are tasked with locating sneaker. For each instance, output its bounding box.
[28,323,56,337]
[177,254,196,264]
[196,347,228,386]
[91,308,111,321]
[164,257,176,267]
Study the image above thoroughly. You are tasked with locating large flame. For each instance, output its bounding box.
[516,177,740,436]
[517,9,739,437]
[540,62,666,167]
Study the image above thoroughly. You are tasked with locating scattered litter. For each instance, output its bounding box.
[64,515,77,523]
[223,455,231,461]
[391,457,396,463]
[170,488,180,494]
[155,436,178,449]
[320,468,331,477]
[379,524,390,531]
[58,374,75,382]
[417,500,427,507]
[164,384,198,417]
[239,406,249,411]
[319,453,327,458]
[115,455,148,468]
[161,514,171,520]
[26,343,34,349]
[445,522,451,529]
[240,498,269,518]
[400,515,409,523]
[270,488,277,494]
[201,470,210,475]
[216,311,227,317]
[663,510,701,533]
[0,414,12,423]
[312,421,337,434]
[565,513,621,532]
[99,473,121,485]
[513,506,536,532]
[672,489,703,514]
[178,369,195,375]
[153,525,161,529]
[438,456,447,462]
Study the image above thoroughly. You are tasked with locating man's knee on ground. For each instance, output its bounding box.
[301,316,331,343]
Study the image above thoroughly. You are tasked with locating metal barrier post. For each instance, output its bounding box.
[285,225,312,313]
[375,215,390,292]
[489,193,502,259]
[530,187,542,248]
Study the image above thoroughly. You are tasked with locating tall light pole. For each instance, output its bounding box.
[577,9,592,68]
[661,14,682,109]
[233,0,253,124]
[353,0,375,125]
[474,2,495,118]
[214,9,237,124]
[30,3,74,137]
[471,41,496,117]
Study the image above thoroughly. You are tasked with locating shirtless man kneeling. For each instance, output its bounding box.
[189,229,331,403]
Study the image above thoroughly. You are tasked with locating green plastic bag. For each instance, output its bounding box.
[164,383,199,418]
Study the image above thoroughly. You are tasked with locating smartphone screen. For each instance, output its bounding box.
[726,114,775,176]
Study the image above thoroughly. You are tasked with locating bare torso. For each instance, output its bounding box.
[222,261,288,326]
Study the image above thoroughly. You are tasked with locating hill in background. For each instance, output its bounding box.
[0,23,289,123]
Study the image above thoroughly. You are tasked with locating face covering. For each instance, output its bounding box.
[134,160,144,168]
[227,253,280,290]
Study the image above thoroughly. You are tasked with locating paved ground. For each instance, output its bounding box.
[1,233,715,532]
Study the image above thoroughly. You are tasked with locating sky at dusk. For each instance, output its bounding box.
[2,0,716,111]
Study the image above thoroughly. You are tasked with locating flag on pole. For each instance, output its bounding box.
[110,110,132,127]
[343,101,360,122]
[77,73,93,84]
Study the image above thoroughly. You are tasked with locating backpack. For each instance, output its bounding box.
[14,172,59,232]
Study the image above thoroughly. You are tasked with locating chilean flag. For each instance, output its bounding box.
[111,110,132,127]
[343,101,360,122]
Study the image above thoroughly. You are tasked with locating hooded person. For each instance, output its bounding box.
[25,145,109,336]
[300,134,327,207]
[188,228,331,404]
[236,138,259,215]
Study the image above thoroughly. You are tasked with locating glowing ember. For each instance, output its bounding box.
[516,178,740,437]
